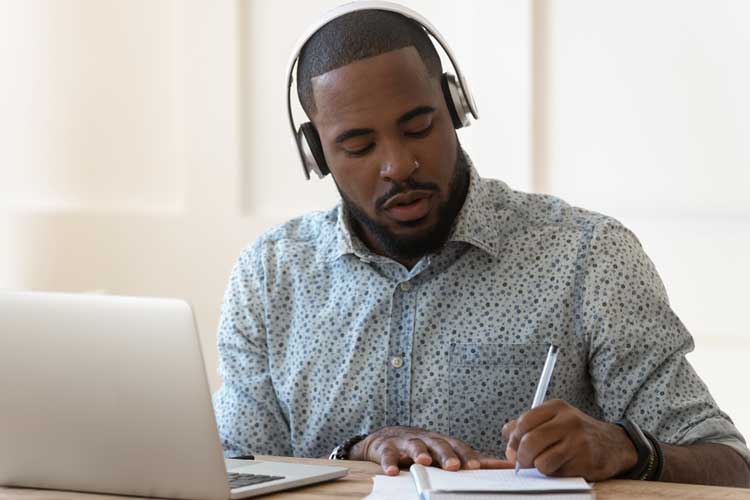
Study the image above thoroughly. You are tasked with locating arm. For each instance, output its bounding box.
[212,244,292,457]
[503,221,750,486]
[586,222,750,484]
[502,399,750,486]
[660,442,749,487]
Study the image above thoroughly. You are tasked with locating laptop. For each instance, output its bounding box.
[0,291,348,499]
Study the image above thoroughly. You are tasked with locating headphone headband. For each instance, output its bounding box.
[286,0,479,179]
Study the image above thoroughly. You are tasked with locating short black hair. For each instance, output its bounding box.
[296,9,443,117]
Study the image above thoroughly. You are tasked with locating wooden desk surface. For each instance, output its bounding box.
[1,455,748,500]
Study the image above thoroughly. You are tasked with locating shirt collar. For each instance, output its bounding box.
[328,202,372,262]
[448,162,510,259]
[326,159,510,262]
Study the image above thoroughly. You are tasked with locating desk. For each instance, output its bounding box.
[1,455,748,500]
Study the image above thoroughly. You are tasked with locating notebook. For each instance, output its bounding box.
[410,465,594,500]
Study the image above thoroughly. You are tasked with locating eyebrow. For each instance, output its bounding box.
[335,128,373,144]
[334,105,437,144]
[397,105,436,124]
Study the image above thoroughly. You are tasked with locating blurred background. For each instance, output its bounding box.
[1,0,748,438]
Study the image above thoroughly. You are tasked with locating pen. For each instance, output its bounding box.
[515,343,560,474]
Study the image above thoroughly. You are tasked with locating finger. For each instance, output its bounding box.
[532,440,573,476]
[501,420,517,441]
[404,438,433,466]
[507,427,525,454]
[444,437,482,469]
[551,453,582,478]
[478,454,515,469]
[515,419,566,469]
[377,444,401,476]
[508,401,561,452]
[504,445,516,463]
[423,436,461,471]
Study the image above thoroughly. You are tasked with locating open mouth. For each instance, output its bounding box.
[384,194,432,222]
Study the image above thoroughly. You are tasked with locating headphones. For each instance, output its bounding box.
[285,0,479,180]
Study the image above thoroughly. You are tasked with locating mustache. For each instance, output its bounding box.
[375,177,439,212]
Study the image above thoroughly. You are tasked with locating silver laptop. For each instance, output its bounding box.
[0,291,347,499]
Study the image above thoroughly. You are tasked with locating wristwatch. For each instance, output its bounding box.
[615,418,663,481]
[329,434,368,460]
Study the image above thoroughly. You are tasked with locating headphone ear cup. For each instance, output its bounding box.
[441,73,472,129]
[298,122,330,178]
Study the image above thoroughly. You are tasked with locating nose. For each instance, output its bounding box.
[379,141,418,182]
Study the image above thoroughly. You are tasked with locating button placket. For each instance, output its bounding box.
[385,278,418,427]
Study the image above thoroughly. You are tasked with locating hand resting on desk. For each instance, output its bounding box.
[349,425,513,476]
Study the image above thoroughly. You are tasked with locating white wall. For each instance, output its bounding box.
[0,0,253,391]
[1,0,747,439]
[0,0,186,212]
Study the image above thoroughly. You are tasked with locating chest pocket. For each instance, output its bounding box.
[448,342,548,457]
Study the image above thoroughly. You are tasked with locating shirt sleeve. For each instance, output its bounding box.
[582,221,749,463]
[212,242,292,457]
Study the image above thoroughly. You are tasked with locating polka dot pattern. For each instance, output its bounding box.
[213,166,749,463]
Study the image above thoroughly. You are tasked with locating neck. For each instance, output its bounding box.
[352,220,422,270]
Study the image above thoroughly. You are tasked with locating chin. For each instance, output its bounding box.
[393,216,431,229]
[388,210,438,231]
[390,221,441,245]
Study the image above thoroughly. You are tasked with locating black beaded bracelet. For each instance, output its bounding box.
[643,429,664,481]
[329,434,368,460]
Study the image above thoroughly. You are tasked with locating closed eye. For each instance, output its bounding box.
[345,143,375,157]
[405,123,434,138]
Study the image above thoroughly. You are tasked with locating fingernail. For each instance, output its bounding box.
[467,459,480,469]
[445,458,460,469]
[417,453,432,464]
[386,465,399,475]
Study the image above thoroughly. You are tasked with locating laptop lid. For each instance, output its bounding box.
[0,291,230,500]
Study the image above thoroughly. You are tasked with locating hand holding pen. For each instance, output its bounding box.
[502,344,641,481]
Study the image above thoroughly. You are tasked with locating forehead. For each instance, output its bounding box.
[310,46,439,129]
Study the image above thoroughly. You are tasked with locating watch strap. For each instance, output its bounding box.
[616,418,660,480]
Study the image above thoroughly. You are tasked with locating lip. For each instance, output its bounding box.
[382,190,434,211]
[382,191,433,223]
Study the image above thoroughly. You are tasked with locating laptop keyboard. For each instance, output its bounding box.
[227,472,285,489]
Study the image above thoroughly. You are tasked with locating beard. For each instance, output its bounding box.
[336,146,471,262]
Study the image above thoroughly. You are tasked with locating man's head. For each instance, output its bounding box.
[297,10,470,265]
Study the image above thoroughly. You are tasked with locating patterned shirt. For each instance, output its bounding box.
[213,165,749,463]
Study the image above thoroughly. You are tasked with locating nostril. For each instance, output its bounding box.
[380,159,419,181]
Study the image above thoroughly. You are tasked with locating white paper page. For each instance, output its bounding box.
[417,466,591,492]
[362,472,415,500]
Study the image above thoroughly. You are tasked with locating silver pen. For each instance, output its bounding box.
[514,344,560,474]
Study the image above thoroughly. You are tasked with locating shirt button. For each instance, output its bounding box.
[391,356,404,369]
[399,281,412,292]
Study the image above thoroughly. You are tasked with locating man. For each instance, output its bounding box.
[213,6,750,486]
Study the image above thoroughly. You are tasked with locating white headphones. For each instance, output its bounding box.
[285,0,479,180]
